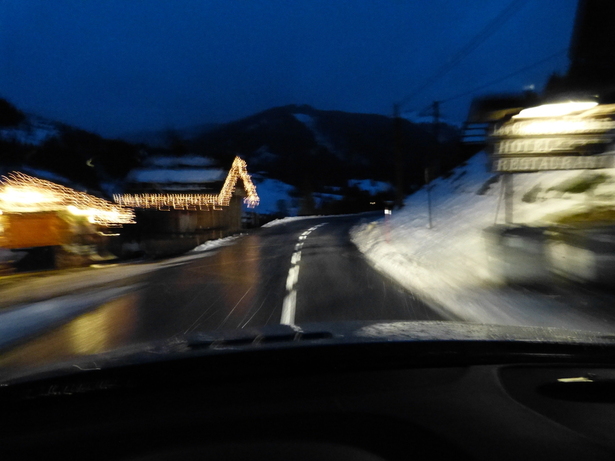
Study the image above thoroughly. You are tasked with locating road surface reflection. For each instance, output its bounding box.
[0,234,269,375]
[0,291,140,372]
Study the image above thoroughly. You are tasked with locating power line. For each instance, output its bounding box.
[398,0,530,109]
[439,48,567,103]
[407,48,567,117]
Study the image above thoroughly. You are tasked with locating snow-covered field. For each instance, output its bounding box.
[352,151,615,333]
[249,171,394,218]
[251,175,298,216]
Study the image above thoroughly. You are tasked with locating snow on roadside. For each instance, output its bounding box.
[262,212,367,227]
[190,234,243,253]
[351,151,615,333]
[262,215,326,227]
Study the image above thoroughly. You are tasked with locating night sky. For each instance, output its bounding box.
[1,0,578,138]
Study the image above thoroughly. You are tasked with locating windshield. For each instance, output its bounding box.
[2,0,609,378]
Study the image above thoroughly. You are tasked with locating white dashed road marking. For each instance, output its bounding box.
[280,223,327,325]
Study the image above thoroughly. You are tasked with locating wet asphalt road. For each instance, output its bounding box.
[0,213,445,371]
[133,213,444,342]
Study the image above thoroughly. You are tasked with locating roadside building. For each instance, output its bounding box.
[0,172,135,268]
[115,155,258,256]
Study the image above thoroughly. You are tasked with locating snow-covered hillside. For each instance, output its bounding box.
[348,179,392,194]
[352,152,615,333]
[292,112,338,155]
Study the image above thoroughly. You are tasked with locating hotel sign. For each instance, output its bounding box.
[489,104,615,172]
[493,153,615,172]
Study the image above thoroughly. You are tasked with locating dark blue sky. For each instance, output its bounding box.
[1,0,578,138]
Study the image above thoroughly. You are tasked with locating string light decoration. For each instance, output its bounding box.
[115,193,219,210]
[219,156,259,208]
[114,156,259,209]
[0,172,135,226]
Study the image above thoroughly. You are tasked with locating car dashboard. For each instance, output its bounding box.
[2,325,615,460]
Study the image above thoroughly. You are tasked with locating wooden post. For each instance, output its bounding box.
[393,104,405,209]
[425,167,433,229]
[504,174,514,224]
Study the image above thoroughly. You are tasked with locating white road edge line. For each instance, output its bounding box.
[280,222,328,326]
[285,264,300,291]
[280,290,297,325]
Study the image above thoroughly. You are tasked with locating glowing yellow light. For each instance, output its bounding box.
[514,101,598,119]
[218,156,260,208]
[114,156,259,210]
[67,205,92,216]
[1,186,56,206]
[114,193,219,209]
[0,172,135,226]
[557,377,593,383]
[493,118,615,137]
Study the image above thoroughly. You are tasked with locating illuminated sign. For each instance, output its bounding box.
[492,118,615,137]
[493,136,609,156]
[492,154,615,172]
[489,102,615,172]
[513,101,598,119]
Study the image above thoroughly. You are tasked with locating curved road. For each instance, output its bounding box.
[0,213,446,371]
[135,213,444,341]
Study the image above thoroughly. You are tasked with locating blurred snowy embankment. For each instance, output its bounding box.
[351,151,615,331]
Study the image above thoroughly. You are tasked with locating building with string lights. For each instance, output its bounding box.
[0,172,135,268]
[114,155,258,256]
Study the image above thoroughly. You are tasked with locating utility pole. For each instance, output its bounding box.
[423,100,441,229]
[393,103,405,208]
[432,100,441,177]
